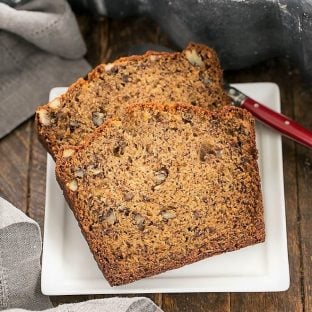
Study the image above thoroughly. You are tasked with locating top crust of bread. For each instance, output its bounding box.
[36,42,230,158]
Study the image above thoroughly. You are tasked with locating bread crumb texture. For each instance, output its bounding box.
[56,104,265,286]
[36,43,230,158]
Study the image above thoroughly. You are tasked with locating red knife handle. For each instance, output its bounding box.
[242,97,312,149]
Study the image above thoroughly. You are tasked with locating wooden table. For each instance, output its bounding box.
[0,15,311,312]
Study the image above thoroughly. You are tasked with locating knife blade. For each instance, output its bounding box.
[225,84,312,149]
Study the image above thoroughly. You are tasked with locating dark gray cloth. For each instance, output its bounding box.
[0,0,91,138]
[0,197,163,312]
[76,0,312,83]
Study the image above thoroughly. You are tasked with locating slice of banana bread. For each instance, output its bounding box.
[55,104,265,286]
[36,42,230,158]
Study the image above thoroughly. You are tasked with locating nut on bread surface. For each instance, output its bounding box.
[56,104,265,286]
[36,43,230,158]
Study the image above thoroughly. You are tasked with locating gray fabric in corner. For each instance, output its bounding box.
[0,197,52,310]
[0,0,91,139]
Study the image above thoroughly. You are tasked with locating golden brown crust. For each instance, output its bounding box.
[56,104,264,286]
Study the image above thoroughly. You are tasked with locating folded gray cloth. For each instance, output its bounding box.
[0,197,163,312]
[0,0,91,139]
[7,298,162,312]
[0,197,52,310]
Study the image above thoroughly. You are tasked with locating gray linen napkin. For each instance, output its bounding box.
[6,298,162,312]
[0,0,91,138]
[0,197,163,312]
[0,197,52,310]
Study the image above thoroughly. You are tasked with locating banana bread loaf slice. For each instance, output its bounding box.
[36,42,230,158]
[56,104,265,286]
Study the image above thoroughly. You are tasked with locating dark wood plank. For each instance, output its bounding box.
[50,295,90,306]
[162,293,229,312]
[0,120,32,212]
[77,15,174,66]
[76,15,109,67]
[27,119,47,230]
[106,16,174,62]
[226,59,303,311]
[292,77,312,312]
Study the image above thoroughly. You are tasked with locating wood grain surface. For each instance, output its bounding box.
[0,121,31,213]
[292,78,312,312]
[0,15,310,312]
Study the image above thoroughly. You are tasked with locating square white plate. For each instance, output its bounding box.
[41,82,289,295]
